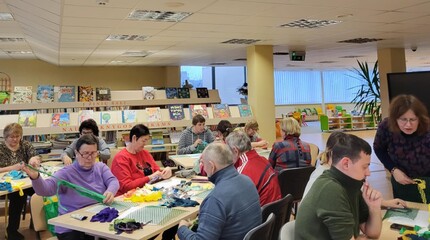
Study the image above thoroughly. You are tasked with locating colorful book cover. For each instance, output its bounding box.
[12,86,32,104]
[18,110,37,127]
[196,87,209,98]
[78,86,94,102]
[146,107,162,122]
[51,113,70,127]
[100,112,113,124]
[142,86,156,100]
[151,131,165,145]
[168,104,185,121]
[122,110,137,123]
[189,104,208,118]
[238,104,253,117]
[177,88,190,99]
[96,87,111,101]
[57,86,76,102]
[78,110,94,125]
[212,104,231,118]
[36,85,54,103]
[165,88,178,99]
[0,91,10,104]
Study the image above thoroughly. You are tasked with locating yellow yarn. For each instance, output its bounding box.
[414,179,427,204]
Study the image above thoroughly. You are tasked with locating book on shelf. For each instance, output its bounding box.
[169,131,182,144]
[151,130,165,149]
[96,87,111,101]
[238,104,253,117]
[78,110,94,125]
[177,88,190,99]
[189,104,208,118]
[0,91,10,104]
[36,85,54,103]
[165,87,178,99]
[196,87,209,98]
[100,112,113,124]
[212,104,231,118]
[146,107,162,122]
[12,86,32,104]
[78,86,94,102]
[122,110,137,123]
[142,86,156,100]
[57,86,76,102]
[51,112,70,127]
[18,110,37,127]
[168,104,185,121]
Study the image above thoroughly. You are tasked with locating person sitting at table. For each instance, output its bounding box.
[23,134,119,240]
[239,120,268,148]
[215,120,233,142]
[0,123,40,240]
[111,124,172,196]
[178,142,262,240]
[225,131,281,206]
[61,118,111,165]
[295,133,382,240]
[177,114,214,155]
[268,117,312,172]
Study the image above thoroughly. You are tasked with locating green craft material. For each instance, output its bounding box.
[383,208,419,220]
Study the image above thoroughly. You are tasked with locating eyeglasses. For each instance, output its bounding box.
[8,135,21,139]
[397,117,418,125]
[81,130,93,135]
[137,162,153,176]
[77,151,99,159]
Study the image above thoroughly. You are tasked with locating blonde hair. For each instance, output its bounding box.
[3,123,23,139]
[280,117,301,137]
[244,120,259,132]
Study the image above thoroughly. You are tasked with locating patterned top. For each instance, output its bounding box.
[0,140,38,167]
[373,118,430,177]
[268,136,312,172]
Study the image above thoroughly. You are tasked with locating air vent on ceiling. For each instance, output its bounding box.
[273,52,289,55]
[106,35,148,41]
[318,61,337,64]
[128,10,191,22]
[234,58,247,61]
[6,51,32,54]
[210,62,226,66]
[122,51,150,57]
[221,39,261,44]
[0,37,25,42]
[280,19,341,28]
[0,12,13,21]
[340,55,364,58]
[338,38,383,44]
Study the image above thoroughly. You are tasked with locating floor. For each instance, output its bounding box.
[0,122,393,240]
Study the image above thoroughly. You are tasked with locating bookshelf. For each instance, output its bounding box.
[319,114,376,132]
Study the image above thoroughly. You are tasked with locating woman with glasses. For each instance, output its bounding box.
[111,124,172,196]
[0,123,40,240]
[374,94,430,202]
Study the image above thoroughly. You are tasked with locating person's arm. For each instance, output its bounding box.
[100,163,120,204]
[268,144,277,168]
[205,129,215,143]
[0,164,22,173]
[373,121,395,171]
[359,183,382,239]
[381,198,407,209]
[98,138,111,161]
[111,153,148,193]
[61,139,77,164]
[177,130,196,155]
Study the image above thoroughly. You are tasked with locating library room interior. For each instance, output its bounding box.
[1,0,430,239]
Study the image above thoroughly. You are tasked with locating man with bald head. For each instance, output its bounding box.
[177,142,262,240]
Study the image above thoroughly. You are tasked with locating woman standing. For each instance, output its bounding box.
[374,94,430,202]
[0,123,40,240]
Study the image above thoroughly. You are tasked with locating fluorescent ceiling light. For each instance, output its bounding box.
[128,10,191,22]
[280,19,341,28]
[6,51,32,54]
[0,12,13,21]
[106,35,148,41]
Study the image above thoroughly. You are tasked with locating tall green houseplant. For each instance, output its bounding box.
[350,60,381,123]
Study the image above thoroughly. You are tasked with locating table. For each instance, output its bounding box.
[48,177,209,240]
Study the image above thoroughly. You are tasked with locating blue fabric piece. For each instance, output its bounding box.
[4,170,27,180]
[0,182,13,192]
[162,197,200,208]
[90,207,119,223]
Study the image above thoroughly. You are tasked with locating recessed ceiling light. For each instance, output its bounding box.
[128,10,191,22]
[106,35,148,41]
[6,51,32,54]
[0,12,13,21]
[221,39,261,44]
[280,19,341,28]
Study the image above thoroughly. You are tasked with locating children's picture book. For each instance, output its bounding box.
[146,107,162,122]
[177,88,190,99]
[238,104,253,117]
[168,104,185,121]
[36,85,54,103]
[78,110,94,125]
[100,112,113,124]
[122,110,137,123]
[142,86,156,100]
[151,130,165,145]
[212,104,231,118]
[12,86,32,104]
[51,113,70,127]
[96,87,111,101]
[57,86,76,102]
[196,87,209,98]
[165,88,178,99]
[78,86,94,102]
[189,104,208,118]
[18,110,37,127]
[0,91,10,104]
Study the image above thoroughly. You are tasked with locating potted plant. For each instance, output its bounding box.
[349,60,381,123]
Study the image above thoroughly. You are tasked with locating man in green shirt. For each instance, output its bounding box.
[295,132,382,240]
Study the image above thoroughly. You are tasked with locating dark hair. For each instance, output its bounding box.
[79,119,99,136]
[388,94,429,135]
[217,120,233,139]
[130,124,150,140]
[331,133,371,165]
[76,134,99,151]
[192,114,206,125]
[319,131,345,165]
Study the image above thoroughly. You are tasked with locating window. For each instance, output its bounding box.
[322,71,359,103]
[215,67,245,104]
[180,66,212,89]
[274,71,322,104]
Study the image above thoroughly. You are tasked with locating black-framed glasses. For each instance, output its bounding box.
[137,162,153,176]
[77,151,99,159]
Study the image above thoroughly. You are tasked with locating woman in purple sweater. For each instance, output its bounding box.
[23,134,119,240]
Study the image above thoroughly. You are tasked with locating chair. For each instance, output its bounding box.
[279,220,295,240]
[30,194,58,240]
[308,143,320,166]
[261,194,294,240]
[278,166,315,218]
[243,213,276,240]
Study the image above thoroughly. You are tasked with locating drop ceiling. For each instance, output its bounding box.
[1,0,430,70]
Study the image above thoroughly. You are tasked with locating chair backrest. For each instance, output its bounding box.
[308,143,320,166]
[261,194,294,240]
[243,213,276,240]
[278,166,315,199]
[279,220,295,240]
[30,194,48,232]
